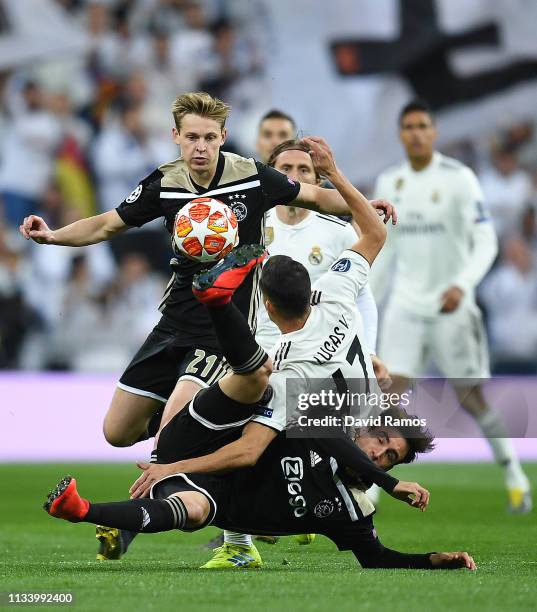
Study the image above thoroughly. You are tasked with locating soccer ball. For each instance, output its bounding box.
[173,197,239,262]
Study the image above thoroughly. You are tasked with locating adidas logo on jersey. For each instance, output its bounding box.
[141,507,151,530]
[310,451,322,467]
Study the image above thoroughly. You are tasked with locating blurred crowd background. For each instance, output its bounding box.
[1,0,536,375]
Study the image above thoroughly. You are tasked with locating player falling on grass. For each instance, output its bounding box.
[88,136,406,568]
[213,138,393,556]
[45,405,477,572]
[369,100,531,513]
[43,245,474,571]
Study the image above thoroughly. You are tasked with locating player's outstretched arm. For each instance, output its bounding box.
[19,210,128,246]
[352,539,476,570]
[390,481,430,511]
[300,137,387,264]
[130,422,277,499]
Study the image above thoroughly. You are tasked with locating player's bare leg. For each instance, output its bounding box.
[103,388,163,447]
[454,384,532,514]
[156,379,204,441]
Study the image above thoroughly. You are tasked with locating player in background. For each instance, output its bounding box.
[259,139,390,384]
[255,109,297,164]
[369,100,531,513]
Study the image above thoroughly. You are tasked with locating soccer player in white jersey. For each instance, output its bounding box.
[256,140,383,371]
[212,115,391,557]
[369,100,531,513]
[213,135,392,558]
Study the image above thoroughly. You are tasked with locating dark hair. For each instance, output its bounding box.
[399,100,434,126]
[372,406,435,464]
[259,109,297,131]
[260,255,311,318]
[266,139,321,181]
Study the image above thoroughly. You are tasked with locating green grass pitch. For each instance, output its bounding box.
[1,463,535,611]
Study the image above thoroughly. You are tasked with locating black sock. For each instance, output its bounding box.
[83,498,188,533]
[206,302,267,373]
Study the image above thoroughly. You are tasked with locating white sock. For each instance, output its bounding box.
[475,410,529,491]
[367,484,381,505]
[224,531,252,547]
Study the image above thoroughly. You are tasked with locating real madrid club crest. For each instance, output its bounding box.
[308,245,323,265]
[226,192,248,222]
[395,177,404,191]
[431,190,441,204]
[265,226,274,246]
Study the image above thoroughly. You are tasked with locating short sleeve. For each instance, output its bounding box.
[339,221,358,252]
[251,367,306,432]
[256,161,301,210]
[312,249,370,305]
[115,173,163,228]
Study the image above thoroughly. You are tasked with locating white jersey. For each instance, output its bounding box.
[369,152,498,317]
[253,250,377,432]
[256,210,377,352]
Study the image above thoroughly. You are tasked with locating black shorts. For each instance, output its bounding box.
[118,317,228,402]
[155,383,256,464]
[151,474,224,530]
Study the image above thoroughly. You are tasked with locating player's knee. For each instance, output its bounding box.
[102,421,136,448]
[182,494,210,529]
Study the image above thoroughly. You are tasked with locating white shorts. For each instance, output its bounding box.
[379,302,490,380]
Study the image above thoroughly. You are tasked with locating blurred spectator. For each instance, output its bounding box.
[503,122,537,171]
[49,91,97,219]
[131,25,196,137]
[0,0,269,371]
[479,144,534,240]
[50,252,164,372]
[200,17,260,101]
[20,184,116,330]
[91,100,175,271]
[520,206,537,257]
[0,225,40,367]
[92,100,175,212]
[0,80,62,227]
[169,0,213,84]
[480,237,537,374]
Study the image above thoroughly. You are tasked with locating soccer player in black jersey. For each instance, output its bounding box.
[19,92,395,456]
[46,408,476,572]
